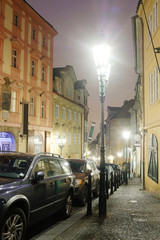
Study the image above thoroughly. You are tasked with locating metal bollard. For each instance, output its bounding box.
[117,172,119,189]
[111,171,113,195]
[106,172,109,199]
[114,172,117,191]
[87,171,92,215]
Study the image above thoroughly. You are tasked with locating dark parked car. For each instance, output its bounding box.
[104,164,114,188]
[67,159,100,206]
[0,152,75,240]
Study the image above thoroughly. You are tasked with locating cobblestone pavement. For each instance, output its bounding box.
[55,178,160,240]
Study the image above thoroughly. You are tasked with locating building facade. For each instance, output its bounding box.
[105,100,135,169]
[53,65,89,158]
[133,0,160,194]
[0,0,57,153]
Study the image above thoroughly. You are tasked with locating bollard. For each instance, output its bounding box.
[117,172,119,189]
[111,171,113,195]
[114,172,117,191]
[106,172,109,199]
[87,171,92,215]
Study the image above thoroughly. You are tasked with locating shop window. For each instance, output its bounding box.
[148,134,158,183]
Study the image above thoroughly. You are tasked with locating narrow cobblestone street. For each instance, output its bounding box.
[54,178,160,240]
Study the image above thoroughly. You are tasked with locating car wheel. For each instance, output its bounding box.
[62,192,73,219]
[80,185,88,206]
[93,181,100,198]
[0,208,26,240]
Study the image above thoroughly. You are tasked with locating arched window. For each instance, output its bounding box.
[148,134,158,183]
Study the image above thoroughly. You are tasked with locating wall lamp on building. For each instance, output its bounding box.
[93,33,111,218]
[122,130,130,185]
[57,136,66,156]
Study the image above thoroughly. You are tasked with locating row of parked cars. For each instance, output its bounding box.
[0,151,122,240]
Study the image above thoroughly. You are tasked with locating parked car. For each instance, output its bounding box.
[104,164,114,188]
[0,152,75,240]
[67,159,100,206]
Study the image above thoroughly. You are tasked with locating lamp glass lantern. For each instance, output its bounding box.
[93,37,111,218]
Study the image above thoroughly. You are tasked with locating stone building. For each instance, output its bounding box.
[53,65,89,158]
[0,0,57,153]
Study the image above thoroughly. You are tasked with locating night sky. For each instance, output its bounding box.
[26,0,138,139]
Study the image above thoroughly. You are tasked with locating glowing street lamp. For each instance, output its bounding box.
[57,136,66,156]
[123,131,130,185]
[93,34,111,218]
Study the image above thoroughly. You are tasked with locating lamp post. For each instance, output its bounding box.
[123,131,130,185]
[93,35,111,218]
[57,136,66,156]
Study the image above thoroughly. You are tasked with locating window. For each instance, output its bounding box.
[12,49,17,68]
[68,110,71,121]
[13,13,18,27]
[78,113,81,123]
[153,1,158,32]
[56,105,59,118]
[78,134,80,144]
[42,37,45,47]
[42,66,45,81]
[148,134,158,183]
[73,133,76,144]
[149,73,154,104]
[30,97,34,116]
[68,133,71,145]
[10,91,16,112]
[62,107,66,119]
[154,66,159,101]
[48,159,62,176]
[73,112,76,122]
[32,28,36,40]
[41,100,45,118]
[149,68,159,104]
[31,60,35,77]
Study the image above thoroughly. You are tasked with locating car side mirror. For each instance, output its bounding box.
[35,171,44,181]
[86,169,92,175]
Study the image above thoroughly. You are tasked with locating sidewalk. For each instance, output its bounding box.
[34,178,160,240]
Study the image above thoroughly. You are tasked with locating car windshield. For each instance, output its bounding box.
[0,156,32,179]
[69,162,85,173]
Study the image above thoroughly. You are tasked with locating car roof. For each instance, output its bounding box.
[0,152,66,161]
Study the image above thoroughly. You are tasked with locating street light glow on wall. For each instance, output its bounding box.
[93,34,111,218]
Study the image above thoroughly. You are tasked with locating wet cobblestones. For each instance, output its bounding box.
[55,178,160,240]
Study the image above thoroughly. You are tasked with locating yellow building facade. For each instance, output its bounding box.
[0,0,57,153]
[53,66,89,158]
[137,0,160,194]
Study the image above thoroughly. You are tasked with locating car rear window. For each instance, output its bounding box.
[69,162,85,173]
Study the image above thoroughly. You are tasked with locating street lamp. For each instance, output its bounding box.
[123,131,130,185]
[93,35,111,218]
[57,136,66,156]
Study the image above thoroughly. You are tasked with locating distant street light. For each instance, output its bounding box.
[123,131,130,185]
[93,34,111,218]
[57,136,66,156]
